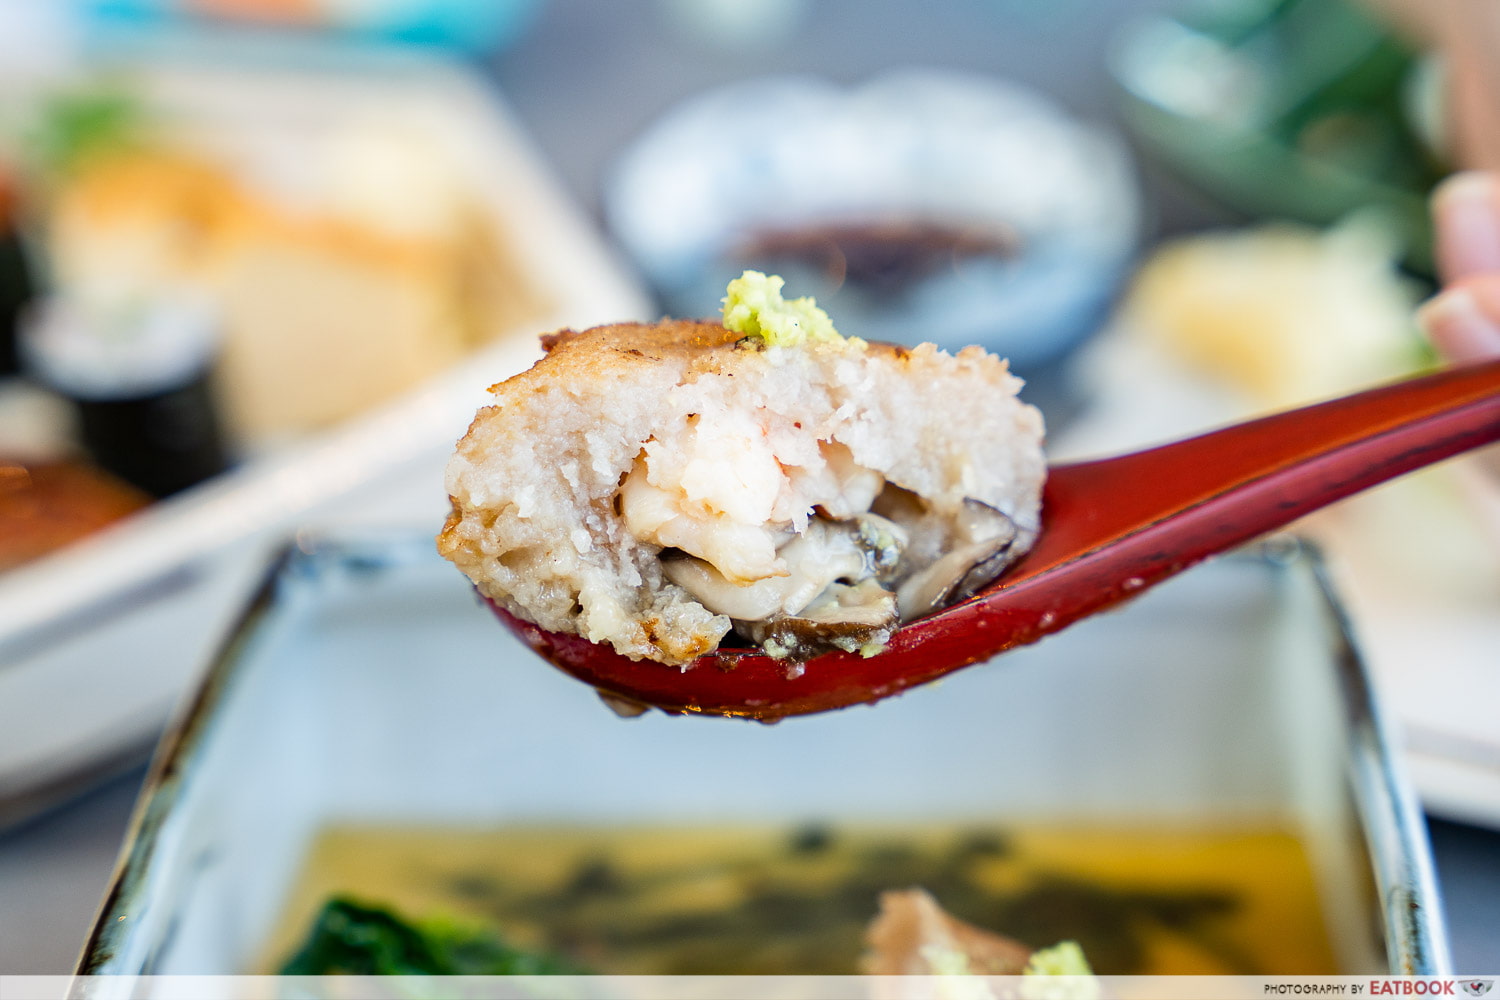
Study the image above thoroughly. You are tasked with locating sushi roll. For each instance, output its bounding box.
[439,272,1045,667]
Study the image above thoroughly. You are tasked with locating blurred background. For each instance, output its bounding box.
[0,0,1497,978]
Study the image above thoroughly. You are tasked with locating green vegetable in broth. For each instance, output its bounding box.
[279,896,582,976]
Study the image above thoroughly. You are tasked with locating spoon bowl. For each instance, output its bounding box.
[491,358,1500,720]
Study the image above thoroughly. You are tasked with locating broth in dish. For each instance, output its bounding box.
[270,822,1338,975]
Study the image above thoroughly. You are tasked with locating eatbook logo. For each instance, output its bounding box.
[1461,982,1494,998]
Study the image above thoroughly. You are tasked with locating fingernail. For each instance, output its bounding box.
[1433,171,1500,281]
[1417,286,1500,362]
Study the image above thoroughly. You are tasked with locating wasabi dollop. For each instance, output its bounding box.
[721,270,846,347]
[1024,940,1094,977]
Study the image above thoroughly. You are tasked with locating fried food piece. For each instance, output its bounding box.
[439,278,1045,667]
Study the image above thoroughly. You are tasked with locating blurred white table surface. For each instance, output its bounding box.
[0,0,1496,977]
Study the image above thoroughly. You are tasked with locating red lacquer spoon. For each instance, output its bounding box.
[490,358,1500,721]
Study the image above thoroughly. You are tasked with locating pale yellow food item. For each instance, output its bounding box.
[439,277,1045,666]
[45,136,544,441]
[1123,220,1422,411]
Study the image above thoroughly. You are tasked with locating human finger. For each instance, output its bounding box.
[1416,273,1500,362]
[1432,171,1500,282]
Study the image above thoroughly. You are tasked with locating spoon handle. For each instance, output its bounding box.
[996,357,1500,613]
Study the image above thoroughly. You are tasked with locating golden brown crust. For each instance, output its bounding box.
[520,320,741,382]
[523,319,920,387]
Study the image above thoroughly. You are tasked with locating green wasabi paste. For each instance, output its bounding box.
[721,270,849,347]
